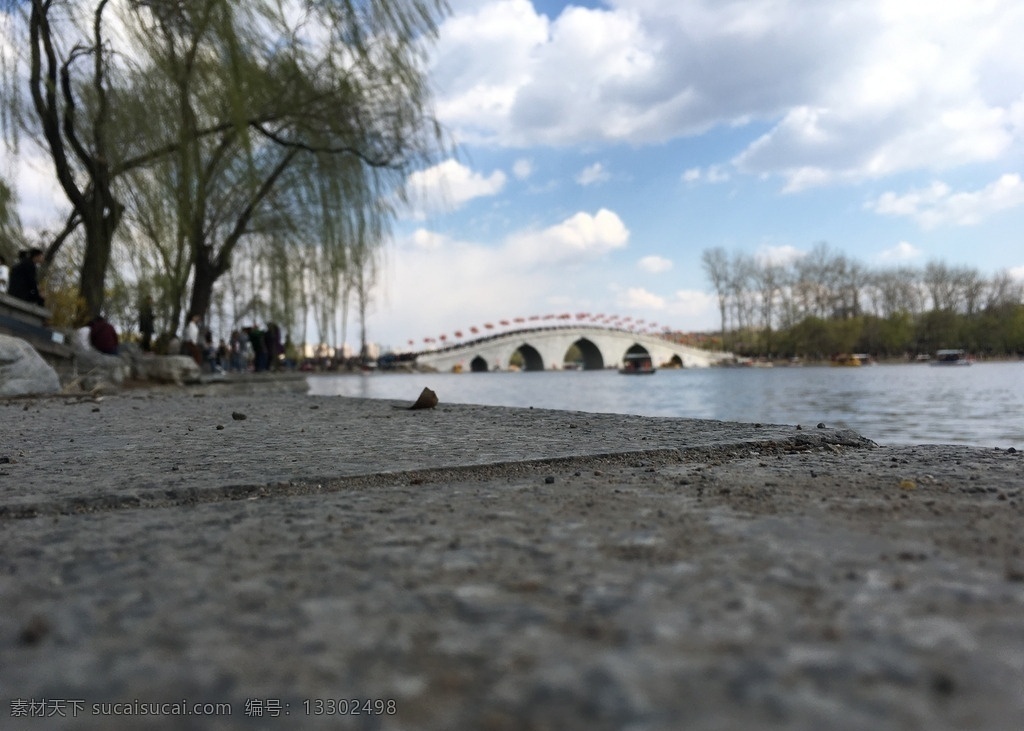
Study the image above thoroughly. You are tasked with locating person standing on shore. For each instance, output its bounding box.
[248,324,268,371]
[0,255,9,291]
[8,248,45,306]
[181,314,202,366]
[139,295,155,352]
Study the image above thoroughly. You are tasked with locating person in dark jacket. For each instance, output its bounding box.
[139,295,155,352]
[8,248,45,306]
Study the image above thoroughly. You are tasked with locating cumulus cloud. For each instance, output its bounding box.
[508,208,629,266]
[430,1,1024,187]
[618,287,666,310]
[638,255,673,273]
[405,159,507,217]
[867,174,1024,228]
[576,162,610,186]
[611,286,717,326]
[377,209,635,346]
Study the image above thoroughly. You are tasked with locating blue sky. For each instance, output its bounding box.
[374,0,1024,350]
[9,0,1024,350]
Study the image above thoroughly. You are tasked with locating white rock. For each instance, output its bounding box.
[0,334,61,396]
[72,342,129,387]
[134,354,201,385]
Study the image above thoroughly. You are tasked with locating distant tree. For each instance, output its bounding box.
[701,247,731,348]
[752,257,784,353]
[701,244,1024,359]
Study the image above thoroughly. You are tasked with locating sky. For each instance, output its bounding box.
[373,0,1024,350]
[8,0,1024,350]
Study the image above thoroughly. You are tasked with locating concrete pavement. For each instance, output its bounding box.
[2,381,1022,729]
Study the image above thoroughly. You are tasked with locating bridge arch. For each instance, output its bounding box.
[470,355,489,372]
[625,343,651,360]
[513,343,544,371]
[567,338,604,370]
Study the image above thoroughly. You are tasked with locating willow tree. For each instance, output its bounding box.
[125,0,446,338]
[3,0,448,322]
[0,177,25,260]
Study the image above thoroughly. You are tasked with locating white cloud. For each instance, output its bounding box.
[4,146,67,230]
[512,158,534,180]
[618,287,666,310]
[867,174,1024,228]
[877,241,923,262]
[431,1,1024,187]
[405,159,507,217]
[638,255,673,273]
[754,244,805,266]
[410,229,449,251]
[681,165,730,184]
[611,286,717,326]
[376,208,635,347]
[576,162,610,186]
[668,289,717,320]
[508,208,629,266]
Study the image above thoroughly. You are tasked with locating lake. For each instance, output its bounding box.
[306,362,1024,448]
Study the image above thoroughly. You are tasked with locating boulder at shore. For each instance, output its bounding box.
[0,334,61,396]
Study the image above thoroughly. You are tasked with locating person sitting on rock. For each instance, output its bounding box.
[88,315,119,355]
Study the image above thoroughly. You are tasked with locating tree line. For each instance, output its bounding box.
[1,0,449,354]
[701,243,1024,359]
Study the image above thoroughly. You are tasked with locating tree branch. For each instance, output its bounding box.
[251,122,400,169]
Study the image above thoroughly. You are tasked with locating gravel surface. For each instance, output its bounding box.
[2,383,1022,730]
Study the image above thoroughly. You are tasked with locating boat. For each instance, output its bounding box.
[931,349,973,366]
[619,352,655,375]
[831,353,873,367]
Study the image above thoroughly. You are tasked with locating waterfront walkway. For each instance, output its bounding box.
[2,382,1022,729]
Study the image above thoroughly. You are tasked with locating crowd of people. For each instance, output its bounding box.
[2,252,306,373]
[161,317,299,374]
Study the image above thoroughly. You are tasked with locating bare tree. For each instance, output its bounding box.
[701,247,731,347]
[752,257,784,351]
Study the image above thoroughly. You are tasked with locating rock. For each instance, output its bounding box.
[408,387,439,410]
[71,340,130,389]
[0,334,61,396]
[133,354,202,385]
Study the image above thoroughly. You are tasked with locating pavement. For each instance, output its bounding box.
[1,377,1023,730]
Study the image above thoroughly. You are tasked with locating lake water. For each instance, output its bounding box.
[307,362,1024,448]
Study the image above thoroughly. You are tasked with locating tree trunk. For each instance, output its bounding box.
[77,200,122,319]
[187,247,226,323]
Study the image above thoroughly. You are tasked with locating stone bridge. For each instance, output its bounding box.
[414,326,732,372]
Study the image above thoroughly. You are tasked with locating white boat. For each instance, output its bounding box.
[931,349,973,366]
[619,353,655,375]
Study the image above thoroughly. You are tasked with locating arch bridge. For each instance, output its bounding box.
[414,326,731,372]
